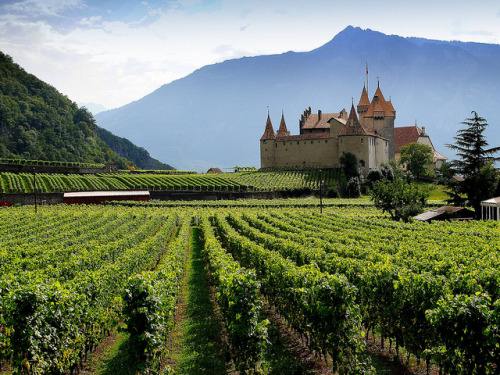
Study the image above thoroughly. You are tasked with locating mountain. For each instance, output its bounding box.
[79,102,107,115]
[0,51,172,170]
[97,127,173,170]
[96,26,500,171]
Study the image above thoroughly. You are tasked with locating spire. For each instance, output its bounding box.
[358,83,370,107]
[260,112,276,140]
[339,103,367,136]
[276,110,290,137]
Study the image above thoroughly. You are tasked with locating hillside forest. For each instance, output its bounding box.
[0,52,172,170]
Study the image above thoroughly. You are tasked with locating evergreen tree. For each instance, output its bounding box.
[446,111,500,217]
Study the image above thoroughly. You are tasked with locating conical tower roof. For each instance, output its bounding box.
[364,83,395,118]
[260,112,276,140]
[339,103,367,136]
[276,111,290,137]
[358,84,370,107]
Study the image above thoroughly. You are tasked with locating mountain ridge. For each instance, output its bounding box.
[96,26,500,171]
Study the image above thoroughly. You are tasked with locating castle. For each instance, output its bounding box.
[260,83,396,175]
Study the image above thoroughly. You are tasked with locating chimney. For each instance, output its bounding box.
[318,110,322,120]
[422,126,426,135]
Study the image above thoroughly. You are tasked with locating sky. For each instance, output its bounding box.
[1,0,499,111]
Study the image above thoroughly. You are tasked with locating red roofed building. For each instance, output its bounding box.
[395,125,447,168]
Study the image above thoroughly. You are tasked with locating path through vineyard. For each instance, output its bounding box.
[77,227,336,374]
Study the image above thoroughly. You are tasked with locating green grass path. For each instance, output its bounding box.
[168,227,227,374]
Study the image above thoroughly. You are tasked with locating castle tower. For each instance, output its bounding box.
[276,111,290,137]
[357,84,370,122]
[260,112,276,140]
[361,82,396,158]
[260,112,276,168]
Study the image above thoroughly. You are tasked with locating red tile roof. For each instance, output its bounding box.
[394,126,421,152]
[395,126,448,162]
[261,113,276,140]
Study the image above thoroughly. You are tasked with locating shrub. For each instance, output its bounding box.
[369,178,429,222]
[345,177,361,198]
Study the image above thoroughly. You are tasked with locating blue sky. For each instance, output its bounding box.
[1,0,499,110]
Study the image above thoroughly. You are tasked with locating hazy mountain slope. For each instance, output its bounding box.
[97,127,173,170]
[96,26,500,171]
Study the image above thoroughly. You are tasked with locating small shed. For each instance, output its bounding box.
[207,167,222,174]
[481,197,500,221]
[414,206,474,223]
[64,190,150,205]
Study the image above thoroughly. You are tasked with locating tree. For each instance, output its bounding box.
[399,142,434,178]
[340,152,360,179]
[345,177,361,198]
[369,178,429,222]
[446,111,500,217]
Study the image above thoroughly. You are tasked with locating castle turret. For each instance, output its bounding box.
[361,82,396,158]
[260,112,276,140]
[276,111,290,137]
[357,84,370,121]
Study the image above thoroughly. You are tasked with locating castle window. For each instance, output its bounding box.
[360,160,365,167]
[361,138,363,143]
[325,140,328,143]
[297,141,299,145]
[275,143,277,148]
[263,140,267,144]
[311,141,314,144]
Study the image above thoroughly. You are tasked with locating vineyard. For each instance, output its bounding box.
[1,203,499,374]
[0,169,341,193]
[0,158,105,169]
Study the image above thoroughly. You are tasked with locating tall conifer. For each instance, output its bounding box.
[446,111,500,217]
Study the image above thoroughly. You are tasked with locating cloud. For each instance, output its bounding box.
[2,0,85,18]
[239,24,250,32]
[78,15,102,26]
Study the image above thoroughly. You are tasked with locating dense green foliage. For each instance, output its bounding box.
[0,52,170,170]
[0,206,179,373]
[122,215,190,372]
[218,206,500,373]
[399,142,434,178]
[370,178,429,221]
[200,214,268,372]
